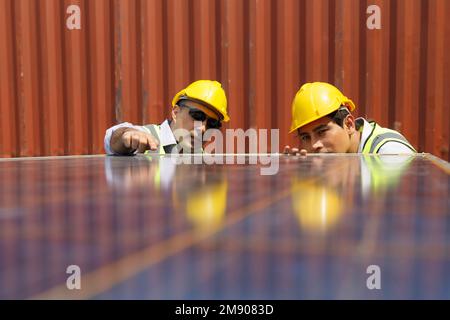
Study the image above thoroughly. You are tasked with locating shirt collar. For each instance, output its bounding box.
[159,119,178,147]
[357,117,374,153]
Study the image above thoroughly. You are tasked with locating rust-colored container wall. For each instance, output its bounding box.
[0,0,449,159]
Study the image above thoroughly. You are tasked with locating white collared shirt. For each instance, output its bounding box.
[104,120,177,155]
[157,119,178,147]
[356,118,414,154]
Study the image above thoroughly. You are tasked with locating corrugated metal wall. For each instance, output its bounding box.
[1,0,449,159]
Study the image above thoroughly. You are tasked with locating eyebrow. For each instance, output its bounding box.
[312,124,328,133]
[298,131,309,137]
[298,124,329,137]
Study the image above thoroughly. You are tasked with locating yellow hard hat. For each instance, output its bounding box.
[289,82,356,133]
[172,80,230,122]
[291,179,343,232]
[185,181,228,230]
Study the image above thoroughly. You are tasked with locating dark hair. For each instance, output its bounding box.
[326,106,350,127]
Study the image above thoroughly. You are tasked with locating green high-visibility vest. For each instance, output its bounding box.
[361,121,416,154]
[142,124,166,155]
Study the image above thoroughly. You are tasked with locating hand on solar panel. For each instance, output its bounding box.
[283,145,307,156]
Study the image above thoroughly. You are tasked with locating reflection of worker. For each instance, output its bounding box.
[285,82,416,155]
[290,156,360,232]
[104,80,230,155]
[360,154,414,197]
[291,154,413,232]
[104,156,228,230]
[291,178,344,232]
[184,181,228,230]
[104,155,176,191]
[172,166,228,230]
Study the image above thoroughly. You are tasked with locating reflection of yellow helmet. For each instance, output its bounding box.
[172,80,230,122]
[291,179,343,231]
[290,82,356,133]
[184,181,228,230]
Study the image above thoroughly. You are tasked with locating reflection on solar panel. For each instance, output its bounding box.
[0,154,448,299]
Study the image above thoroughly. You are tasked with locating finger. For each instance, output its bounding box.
[283,145,291,154]
[122,132,132,148]
[299,149,307,156]
[137,137,149,153]
[148,137,158,151]
[131,134,141,150]
[291,147,299,155]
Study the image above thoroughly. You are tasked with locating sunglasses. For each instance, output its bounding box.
[178,104,222,129]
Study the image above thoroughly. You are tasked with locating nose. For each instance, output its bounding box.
[312,138,323,152]
[194,122,207,134]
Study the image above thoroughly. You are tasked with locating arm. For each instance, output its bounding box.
[104,122,159,155]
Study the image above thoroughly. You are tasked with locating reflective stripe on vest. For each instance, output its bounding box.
[143,124,166,155]
[361,122,416,154]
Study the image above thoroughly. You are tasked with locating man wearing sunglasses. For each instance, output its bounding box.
[105,80,230,155]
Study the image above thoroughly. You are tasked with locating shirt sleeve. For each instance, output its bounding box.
[104,122,148,155]
[377,141,415,154]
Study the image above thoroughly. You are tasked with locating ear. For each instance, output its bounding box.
[344,114,356,134]
[172,105,180,121]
